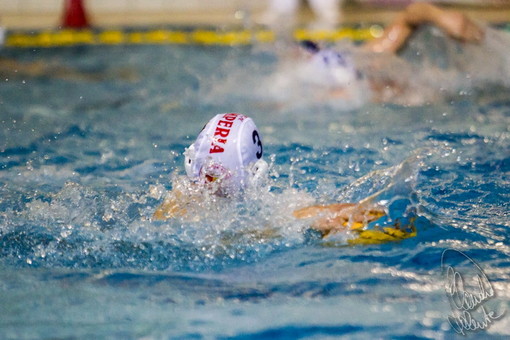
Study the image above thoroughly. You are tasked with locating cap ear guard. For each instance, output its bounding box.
[247,159,269,187]
[184,144,197,179]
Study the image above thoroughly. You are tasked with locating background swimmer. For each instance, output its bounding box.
[270,2,489,107]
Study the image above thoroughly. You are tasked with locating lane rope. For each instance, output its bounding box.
[4,26,382,48]
[5,23,508,48]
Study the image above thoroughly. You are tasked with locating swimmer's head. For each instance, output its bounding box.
[299,40,360,87]
[184,113,267,195]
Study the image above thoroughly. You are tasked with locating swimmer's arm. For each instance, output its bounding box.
[365,11,412,54]
[293,203,356,219]
[293,202,385,237]
[404,2,484,42]
[152,189,189,220]
[366,2,484,54]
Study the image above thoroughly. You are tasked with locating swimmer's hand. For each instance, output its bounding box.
[436,9,484,43]
[293,203,386,237]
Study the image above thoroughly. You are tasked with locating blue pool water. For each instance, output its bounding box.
[0,32,509,339]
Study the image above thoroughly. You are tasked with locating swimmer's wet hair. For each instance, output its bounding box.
[300,40,320,53]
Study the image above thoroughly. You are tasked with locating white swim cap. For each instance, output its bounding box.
[184,113,266,194]
[300,41,358,87]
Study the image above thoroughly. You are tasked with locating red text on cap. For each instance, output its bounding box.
[209,113,240,154]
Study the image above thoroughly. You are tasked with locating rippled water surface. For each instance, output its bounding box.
[0,40,509,339]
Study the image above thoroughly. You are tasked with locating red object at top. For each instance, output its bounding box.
[62,0,90,28]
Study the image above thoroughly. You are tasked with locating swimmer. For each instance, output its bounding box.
[277,3,487,106]
[153,113,415,243]
[153,112,268,220]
